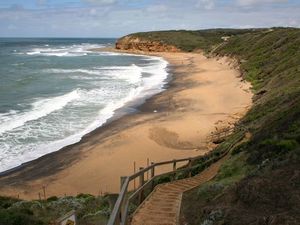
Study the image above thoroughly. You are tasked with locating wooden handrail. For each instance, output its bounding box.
[107,157,193,225]
[106,153,216,225]
[106,130,245,225]
[107,177,130,225]
[51,128,246,225]
[128,156,196,180]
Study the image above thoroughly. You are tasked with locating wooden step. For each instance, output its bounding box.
[131,156,227,225]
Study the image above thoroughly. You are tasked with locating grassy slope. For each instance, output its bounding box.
[189,28,300,225]
[123,28,300,224]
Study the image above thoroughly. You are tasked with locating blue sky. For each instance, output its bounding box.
[0,0,299,37]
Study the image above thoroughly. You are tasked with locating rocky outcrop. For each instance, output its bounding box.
[115,35,180,52]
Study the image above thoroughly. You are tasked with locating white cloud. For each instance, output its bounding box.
[196,0,215,10]
[0,0,299,37]
[236,0,288,6]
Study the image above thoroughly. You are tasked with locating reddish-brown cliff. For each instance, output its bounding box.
[115,35,180,52]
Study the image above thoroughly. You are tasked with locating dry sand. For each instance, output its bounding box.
[0,52,252,200]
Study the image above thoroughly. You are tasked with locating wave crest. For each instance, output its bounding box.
[0,90,80,135]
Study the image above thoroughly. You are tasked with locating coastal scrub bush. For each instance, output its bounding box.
[46,196,58,202]
[76,193,95,199]
[0,209,43,225]
[0,194,111,225]
[197,183,224,202]
[0,196,20,209]
[154,175,171,185]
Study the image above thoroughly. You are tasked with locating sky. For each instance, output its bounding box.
[0,0,299,37]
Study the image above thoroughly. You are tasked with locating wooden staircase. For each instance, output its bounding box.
[130,157,226,225]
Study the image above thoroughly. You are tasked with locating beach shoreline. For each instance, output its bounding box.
[0,49,171,176]
[0,50,253,200]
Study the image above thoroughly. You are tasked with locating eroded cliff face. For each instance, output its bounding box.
[115,35,180,52]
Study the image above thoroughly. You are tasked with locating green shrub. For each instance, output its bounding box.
[46,196,58,202]
[0,210,44,225]
[197,183,224,202]
[76,193,95,199]
[0,196,20,209]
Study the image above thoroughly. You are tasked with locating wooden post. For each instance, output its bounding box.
[151,162,155,191]
[151,162,155,178]
[146,158,149,181]
[120,176,127,225]
[120,176,126,191]
[138,167,145,204]
[188,159,192,177]
[42,186,46,200]
[173,160,177,180]
[133,161,136,190]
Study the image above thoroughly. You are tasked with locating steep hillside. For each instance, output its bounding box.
[188,29,300,225]
[117,28,300,225]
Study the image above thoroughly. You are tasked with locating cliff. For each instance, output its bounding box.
[115,35,180,52]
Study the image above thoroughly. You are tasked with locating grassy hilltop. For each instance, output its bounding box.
[120,28,300,224]
[125,29,254,52]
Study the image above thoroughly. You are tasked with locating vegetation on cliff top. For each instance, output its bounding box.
[119,29,255,52]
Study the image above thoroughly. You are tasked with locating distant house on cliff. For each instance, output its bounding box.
[221,36,230,41]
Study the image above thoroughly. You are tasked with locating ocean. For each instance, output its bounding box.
[0,38,169,173]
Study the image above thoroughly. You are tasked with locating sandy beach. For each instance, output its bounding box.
[0,51,252,200]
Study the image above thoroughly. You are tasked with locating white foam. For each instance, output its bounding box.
[26,43,105,57]
[0,53,170,173]
[45,68,103,75]
[0,86,144,172]
[11,62,25,66]
[138,56,169,97]
[0,90,80,135]
[32,87,144,159]
[98,64,143,84]
[45,64,144,84]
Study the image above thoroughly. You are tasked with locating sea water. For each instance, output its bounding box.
[0,38,169,172]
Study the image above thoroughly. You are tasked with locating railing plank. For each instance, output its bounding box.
[107,177,130,225]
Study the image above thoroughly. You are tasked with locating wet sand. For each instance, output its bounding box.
[0,52,252,200]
